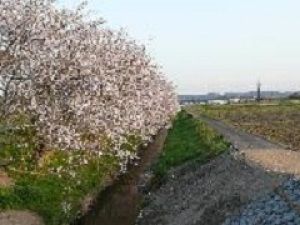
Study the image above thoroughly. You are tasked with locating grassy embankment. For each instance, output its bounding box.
[0,115,122,225]
[188,103,300,151]
[153,110,230,178]
[0,110,230,224]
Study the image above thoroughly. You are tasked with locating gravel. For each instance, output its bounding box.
[222,179,300,225]
[136,153,285,225]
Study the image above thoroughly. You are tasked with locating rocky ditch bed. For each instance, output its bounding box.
[222,179,300,225]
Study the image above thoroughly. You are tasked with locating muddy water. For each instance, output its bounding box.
[76,129,168,225]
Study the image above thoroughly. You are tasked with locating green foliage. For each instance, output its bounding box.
[153,110,229,178]
[121,134,143,153]
[0,116,38,171]
[0,116,120,225]
[0,152,119,225]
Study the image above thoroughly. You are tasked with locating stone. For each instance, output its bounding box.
[283,212,295,222]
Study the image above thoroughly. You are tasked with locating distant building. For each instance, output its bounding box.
[229,98,240,104]
[208,100,228,105]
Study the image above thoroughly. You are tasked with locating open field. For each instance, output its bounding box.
[186,103,300,151]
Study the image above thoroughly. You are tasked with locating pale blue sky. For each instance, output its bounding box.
[57,0,300,94]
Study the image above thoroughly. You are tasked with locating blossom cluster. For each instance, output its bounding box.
[0,0,179,167]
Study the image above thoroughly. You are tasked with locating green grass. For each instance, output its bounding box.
[0,149,119,225]
[0,115,121,225]
[0,110,229,224]
[0,111,152,225]
[153,110,229,177]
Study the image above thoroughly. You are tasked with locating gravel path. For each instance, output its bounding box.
[136,115,300,225]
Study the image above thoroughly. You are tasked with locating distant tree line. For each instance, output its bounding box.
[289,92,300,100]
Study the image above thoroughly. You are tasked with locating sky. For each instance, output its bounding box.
[57,0,300,94]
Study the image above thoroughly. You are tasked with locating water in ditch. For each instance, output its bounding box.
[76,129,167,225]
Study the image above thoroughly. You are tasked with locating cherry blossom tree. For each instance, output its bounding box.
[0,0,179,168]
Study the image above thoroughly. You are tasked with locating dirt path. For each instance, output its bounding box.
[137,115,300,225]
[196,115,281,150]
[197,115,300,176]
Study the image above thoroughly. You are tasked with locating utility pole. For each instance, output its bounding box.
[257,80,261,102]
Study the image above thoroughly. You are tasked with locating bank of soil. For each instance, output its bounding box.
[137,114,300,225]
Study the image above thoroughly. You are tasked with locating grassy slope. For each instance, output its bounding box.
[0,151,119,225]
[0,117,120,225]
[153,110,229,177]
[0,110,229,224]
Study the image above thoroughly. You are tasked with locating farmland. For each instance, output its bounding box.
[187,103,300,151]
